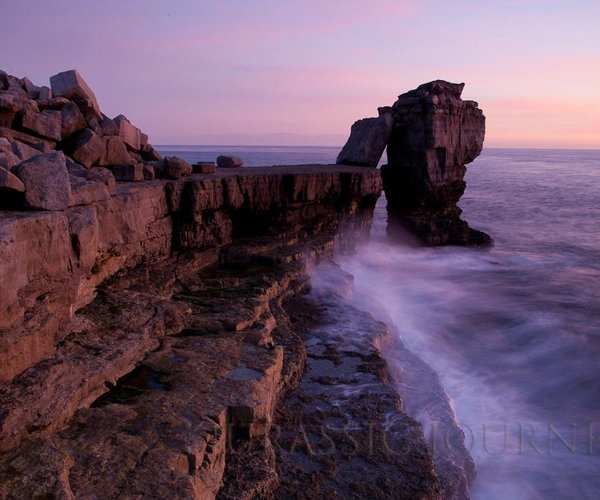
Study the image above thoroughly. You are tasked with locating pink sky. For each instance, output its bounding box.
[2,0,598,148]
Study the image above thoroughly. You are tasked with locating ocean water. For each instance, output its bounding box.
[158,146,600,499]
[342,148,600,499]
[157,144,344,167]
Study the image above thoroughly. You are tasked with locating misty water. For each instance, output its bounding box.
[159,146,600,499]
[341,148,600,499]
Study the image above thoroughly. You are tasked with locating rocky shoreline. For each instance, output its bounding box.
[0,69,486,498]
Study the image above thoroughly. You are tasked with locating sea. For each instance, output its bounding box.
[157,145,600,499]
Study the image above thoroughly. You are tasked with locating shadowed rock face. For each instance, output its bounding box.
[336,113,393,167]
[338,79,492,246]
[382,80,491,246]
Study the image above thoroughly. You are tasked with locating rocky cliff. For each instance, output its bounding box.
[338,80,492,246]
[0,69,475,499]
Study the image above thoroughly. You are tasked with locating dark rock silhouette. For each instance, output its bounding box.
[339,80,492,246]
[336,112,393,167]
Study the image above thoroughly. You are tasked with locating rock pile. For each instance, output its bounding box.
[337,80,492,246]
[0,69,194,211]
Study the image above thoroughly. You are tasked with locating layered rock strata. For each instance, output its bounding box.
[0,68,477,498]
[338,80,492,246]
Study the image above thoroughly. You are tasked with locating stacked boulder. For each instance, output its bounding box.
[337,80,491,246]
[0,69,193,211]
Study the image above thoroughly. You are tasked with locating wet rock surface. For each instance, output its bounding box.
[269,268,441,499]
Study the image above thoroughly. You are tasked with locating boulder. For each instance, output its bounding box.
[22,77,40,98]
[67,160,116,196]
[0,137,11,152]
[0,94,19,127]
[60,102,87,139]
[112,163,144,182]
[37,97,69,111]
[336,113,393,167]
[68,173,110,206]
[20,109,62,141]
[113,115,141,150]
[12,151,71,210]
[0,166,25,208]
[142,164,155,180]
[193,162,216,174]
[102,136,130,166]
[139,143,161,161]
[0,126,55,152]
[216,155,243,168]
[49,70,101,120]
[12,140,42,161]
[38,86,52,100]
[0,152,19,171]
[0,166,25,192]
[2,75,26,97]
[98,114,118,137]
[69,129,104,168]
[162,156,192,179]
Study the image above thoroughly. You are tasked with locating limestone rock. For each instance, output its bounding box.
[337,79,490,246]
[0,126,55,152]
[336,113,392,167]
[67,160,116,196]
[20,109,62,141]
[381,80,490,245]
[112,163,144,182]
[162,156,192,179]
[70,129,104,168]
[193,162,216,174]
[60,101,87,139]
[69,173,111,206]
[37,97,69,111]
[0,93,19,127]
[97,114,118,137]
[0,137,11,153]
[49,70,101,120]
[139,143,161,162]
[0,166,25,192]
[22,77,40,99]
[11,141,42,162]
[113,115,140,150]
[38,86,52,100]
[102,136,130,166]
[217,155,243,168]
[12,151,71,210]
[142,164,155,180]
[0,152,18,171]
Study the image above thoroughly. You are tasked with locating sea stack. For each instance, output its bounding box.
[338,80,492,246]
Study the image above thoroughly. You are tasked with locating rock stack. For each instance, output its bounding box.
[337,80,492,246]
[0,69,194,211]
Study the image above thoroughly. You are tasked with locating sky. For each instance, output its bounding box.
[1,0,599,148]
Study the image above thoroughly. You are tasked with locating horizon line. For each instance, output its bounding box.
[155,144,600,152]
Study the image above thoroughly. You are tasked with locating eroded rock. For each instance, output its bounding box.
[217,155,243,168]
[60,101,87,139]
[69,129,104,168]
[162,156,192,179]
[50,70,101,120]
[19,109,62,141]
[336,112,392,167]
[12,151,71,210]
[113,115,141,151]
[0,167,25,193]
